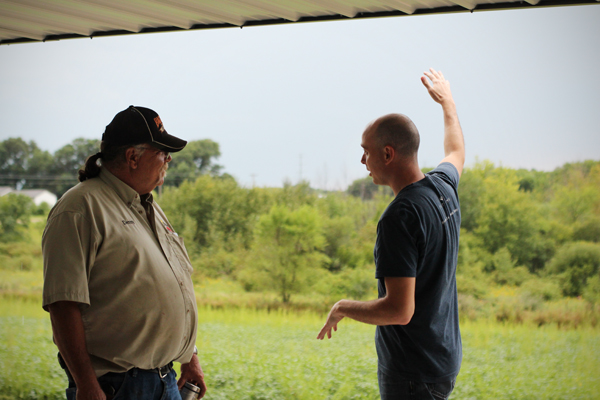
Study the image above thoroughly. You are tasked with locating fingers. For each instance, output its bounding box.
[177,375,185,390]
[316,325,328,340]
[198,378,208,398]
[423,68,443,82]
[316,322,338,340]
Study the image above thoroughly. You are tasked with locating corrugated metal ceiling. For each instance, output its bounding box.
[1,0,597,45]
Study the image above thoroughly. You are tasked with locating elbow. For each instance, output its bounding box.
[389,306,414,326]
[394,311,414,326]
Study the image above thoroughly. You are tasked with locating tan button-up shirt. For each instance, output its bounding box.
[42,168,197,377]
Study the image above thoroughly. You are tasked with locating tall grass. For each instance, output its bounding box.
[1,297,598,400]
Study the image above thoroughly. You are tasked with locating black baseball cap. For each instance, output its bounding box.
[102,106,187,152]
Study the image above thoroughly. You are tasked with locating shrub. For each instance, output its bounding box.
[548,241,600,297]
[520,277,562,301]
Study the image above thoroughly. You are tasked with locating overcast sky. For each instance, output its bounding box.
[1,5,599,190]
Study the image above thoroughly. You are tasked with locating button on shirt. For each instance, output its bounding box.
[42,168,198,377]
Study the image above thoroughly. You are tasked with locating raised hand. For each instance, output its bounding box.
[421,68,454,106]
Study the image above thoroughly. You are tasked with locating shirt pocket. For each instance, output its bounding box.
[167,234,194,276]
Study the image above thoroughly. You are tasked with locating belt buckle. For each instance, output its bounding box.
[158,365,168,379]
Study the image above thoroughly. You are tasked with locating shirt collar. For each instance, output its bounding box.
[141,192,154,205]
[99,168,140,206]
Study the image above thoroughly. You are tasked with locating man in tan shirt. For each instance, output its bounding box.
[42,106,206,400]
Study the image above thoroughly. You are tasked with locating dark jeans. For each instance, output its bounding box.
[66,368,182,400]
[378,368,455,400]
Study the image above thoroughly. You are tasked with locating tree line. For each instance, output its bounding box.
[158,159,600,305]
[1,136,599,308]
[0,137,223,196]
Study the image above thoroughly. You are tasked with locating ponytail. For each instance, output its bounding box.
[77,142,148,183]
[78,152,103,182]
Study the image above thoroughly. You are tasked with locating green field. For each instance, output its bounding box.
[0,297,599,400]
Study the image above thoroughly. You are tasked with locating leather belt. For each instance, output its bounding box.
[144,362,173,379]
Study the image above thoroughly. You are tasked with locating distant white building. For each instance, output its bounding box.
[0,186,57,207]
[0,187,13,197]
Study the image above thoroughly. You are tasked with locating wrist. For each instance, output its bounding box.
[76,378,102,393]
[441,100,457,112]
[334,300,347,316]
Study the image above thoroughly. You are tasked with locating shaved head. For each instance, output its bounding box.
[368,113,420,159]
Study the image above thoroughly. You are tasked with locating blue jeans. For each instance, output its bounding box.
[378,368,455,400]
[66,368,182,400]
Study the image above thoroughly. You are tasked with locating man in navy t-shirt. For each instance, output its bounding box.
[318,68,465,400]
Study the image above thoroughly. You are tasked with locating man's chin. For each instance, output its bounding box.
[159,171,167,184]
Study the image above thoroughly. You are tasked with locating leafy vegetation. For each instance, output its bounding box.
[1,299,598,400]
[0,194,34,241]
[1,148,599,398]
[0,137,222,196]
[2,154,600,324]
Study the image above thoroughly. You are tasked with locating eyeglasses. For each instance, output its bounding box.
[138,146,171,161]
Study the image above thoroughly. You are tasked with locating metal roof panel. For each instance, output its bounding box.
[1,0,597,45]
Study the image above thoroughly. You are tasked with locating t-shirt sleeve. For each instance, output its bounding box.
[431,162,460,189]
[375,209,419,279]
[42,211,99,311]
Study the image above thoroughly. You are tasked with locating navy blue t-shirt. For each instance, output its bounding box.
[374,162,462,383]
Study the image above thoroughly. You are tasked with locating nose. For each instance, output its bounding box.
[361,153,366,165]
[166,153,172,162]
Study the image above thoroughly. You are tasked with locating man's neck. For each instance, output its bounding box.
[388,164,425,196]
[104,165,150,195]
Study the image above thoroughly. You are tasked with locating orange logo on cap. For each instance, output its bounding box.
[154,116,165,133]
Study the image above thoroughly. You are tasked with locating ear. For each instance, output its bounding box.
[125,147,140,169]
[383,145,395,165]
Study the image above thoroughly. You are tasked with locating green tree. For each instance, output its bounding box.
[551,165,600,225]
[457,166,485,232]
[573,216,600,243]
[456,230,490,298]
[275,180,316,209]
[0,193,34,240]
[245,205,327,303]
[167,139,223,185]
[0,138,31,174]
[347,176,379,200]
[51,138,100,175]
[49,138,100,195]
[315,192,376,271]
[474,166,555,272]
[548,241,600,297]
[160,174,270,252]
[0,138,53,189]
[489,247,532,287]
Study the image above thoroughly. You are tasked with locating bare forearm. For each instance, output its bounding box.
[442,101,465,159]
[335,297,412,326]
[48,302,101,392]
[421,69,465,174]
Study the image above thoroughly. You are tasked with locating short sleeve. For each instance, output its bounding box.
[431,162,460,189]
[42,211,99,310]
[374,209,419,279]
